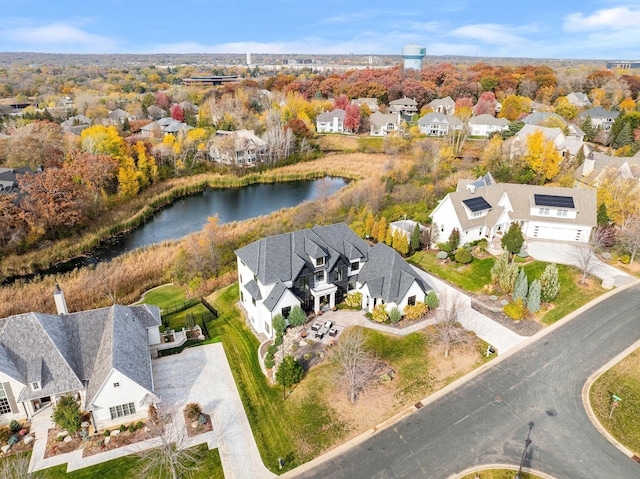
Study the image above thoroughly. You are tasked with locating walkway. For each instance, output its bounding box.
[29,344,274,479]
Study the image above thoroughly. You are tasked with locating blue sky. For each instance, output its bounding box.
[1,0,640,59]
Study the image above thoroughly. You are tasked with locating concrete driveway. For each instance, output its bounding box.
[153,344,275,479]
[527,240,634,287]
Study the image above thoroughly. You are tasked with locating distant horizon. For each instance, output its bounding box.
[2,1,640,59]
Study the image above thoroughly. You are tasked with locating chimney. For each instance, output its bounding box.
[466,183,476,194]
[53,283,69,315]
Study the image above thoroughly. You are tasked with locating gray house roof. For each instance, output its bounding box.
[316,109,345,122]
[0,304,160,405]
[578,106,620,120]
[358,243,430,303]
[369,112,399,128]
[520,112,566,126]
[468,114,509,127]
[235,223,369,286]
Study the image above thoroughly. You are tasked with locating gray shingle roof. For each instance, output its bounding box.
[0,304,160,405]
[244,280,262,301]
[469,114,509,127]
[316,109,345,122]
[521,112,566,125]
[579,106,620,120]
[358,243,431,303]
[263,282,287,311]
[369,112,399,128]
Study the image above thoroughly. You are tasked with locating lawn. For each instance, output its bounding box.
[409,250,606,325]
[136,284,186,309]
[589,347,640,456]
[460,469,543,479]
[38,445,224,479]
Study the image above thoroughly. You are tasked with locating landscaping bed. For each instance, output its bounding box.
[184,411,213,438]
[0,421,35,457]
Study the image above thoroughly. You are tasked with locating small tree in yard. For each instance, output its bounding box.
[618,214,640,263]
[447,228,461,253]
[388,307,402,323]
[432,294,474,358]
[501,222,524,258]
[528,279,542,313]
[403,302,429,319]
[272,314,287,334]
[540,263,560,302]
[276,355,305,388]
[491,250,519,294]
[52,395,82,435]
[288,305,306,327]
[512,269,528,301]
[411,224,421,252]
[424,290,440,310]
[572,241,600,285]
[332,328,378,404]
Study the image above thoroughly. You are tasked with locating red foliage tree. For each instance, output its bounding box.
[286,118,311,139]
[170,104,185,122]
[344,104,361,132]
[154,91,170,109]
[475,91,497,116]
[333,94,350,110]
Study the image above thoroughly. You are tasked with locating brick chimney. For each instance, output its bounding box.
[53,283,69,315]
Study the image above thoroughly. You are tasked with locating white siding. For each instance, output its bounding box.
[397,281,427,312]
[90,369,150,429]
[430,196,462,247]
[524,221,592,243]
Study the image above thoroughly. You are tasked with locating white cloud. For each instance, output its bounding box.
[0,22,118,53]
[564,7,640,31]
[450,23,533,45]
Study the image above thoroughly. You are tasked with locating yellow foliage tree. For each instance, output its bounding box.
[524,130,562,183]
[80,125,126,161]
[619,97,637,114]
[596,168,640,226]
[499,95,532,121]
[117,156,140,199]
[377,217,387,243]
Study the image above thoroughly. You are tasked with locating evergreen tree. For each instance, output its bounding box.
[528,279,542,313]
[540,263,560,302]
[424,290,440,310]
[491,250,519,294]
[513,269,528,301]
[385,225,393,246]
[288,306,306,327]
[597,203,610,227]
[575,146,585,165]
[612,122,633,149]
[275,355,305,388]
[410,224,421,252]
[502,222,524,257]
[447,228,461,252]
[272,314,287,334]
[580,116,596,142]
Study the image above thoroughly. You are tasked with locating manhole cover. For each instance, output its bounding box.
[495,396,502,402]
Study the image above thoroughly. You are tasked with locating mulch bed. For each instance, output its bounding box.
[1,426,35,457]
[471,295,543,336]
[183,411,212,437]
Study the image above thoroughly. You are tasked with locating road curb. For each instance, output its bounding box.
[451,463,558,479]
[582,338,640,460]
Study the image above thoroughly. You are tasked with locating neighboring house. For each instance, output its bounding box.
[430,173,597,246]
[578,106,620,130]
[209,129,267,166]
[351,98,379,112]
[567,92,592,108]
[427,97,455,115]
[417,112,463,136]
[0,286,161,431]
[520,112,566,126]
[0,167,33,193]
[106,108,135,125]
[388,97,419,118]
[316,109,345,133]
[235,223,434,338]
[574,150,640,188]
[511,124,589,160]
[141,117,191,138]
[389,219,425,245]
[61,115,92,135]
[369,111,400,136]
[468,114,509,137]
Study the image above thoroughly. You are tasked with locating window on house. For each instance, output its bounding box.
[538,208,550,216]
[253,274,257,282]
[347,281,356,291]
[0,384,11,415]
[281,306,291,318]
[299,276,310,291]
[557,209,568,217]
[31,382,40,391]
[408,296,416,306]
[252,297,256,306]
[335,269,343,282]
[350,261,359,271]
[113,382,120,388]
[315,256,325,267]
[315,270,325,284]
[240,291,244,302]
[109,402,136,420]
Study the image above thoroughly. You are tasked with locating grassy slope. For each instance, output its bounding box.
[589,348,640,455]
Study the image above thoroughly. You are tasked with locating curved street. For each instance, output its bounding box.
[293,284,640,479]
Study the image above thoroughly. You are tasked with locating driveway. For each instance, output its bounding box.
[153,344,275,479]
[527,240,634,287]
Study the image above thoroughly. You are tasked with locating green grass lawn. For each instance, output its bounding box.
[38,445,224,479]
[460,469,543,479]
[408,251,494,293]
[137,284,187,309]
[590,348,640,455]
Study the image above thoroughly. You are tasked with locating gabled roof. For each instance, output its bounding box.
[0,304,160,404]
[369,111,399,128]
[428,97,455,108]
[515,124,564,143]
[418,112,461,126]
[263,282,288,311]
[579,106,620,120]
[520,112,566,126]
[316,109,345,122]
[468,114,509,126]
[389,97,417,106]
[358,243,430,303]
[235,223,369,286]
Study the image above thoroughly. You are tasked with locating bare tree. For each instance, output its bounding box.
[572,234,605,284]
[332,327,378,404]
[433,293,474,358]
[136,406,203,479]
[618,214,640,263]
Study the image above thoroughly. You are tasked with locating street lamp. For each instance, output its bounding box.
[515,423,533,479]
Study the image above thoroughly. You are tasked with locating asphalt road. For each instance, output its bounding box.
[295,284,640,479]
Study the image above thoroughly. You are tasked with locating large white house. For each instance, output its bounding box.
[316,109,345,133]
[0,286,161,431]
[430,173,597,247]
[235,223,434,338]
[468,114,509,137]
[208,129,267,166]
[369,111,400,136]
[417,112,463,136]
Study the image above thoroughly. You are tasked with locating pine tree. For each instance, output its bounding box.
[371,217,380,241]
[513,269,528,301]
[410,224,421,252]
[397,230,409,255]
[502,222,524,257]
[597,203,610,227]
[540,263,560,302]
[580,116,596,142]
[447,228,460,252]
[612,122,633,149]
[528,279,542,313]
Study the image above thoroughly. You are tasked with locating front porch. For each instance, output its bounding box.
[310,284,337,313]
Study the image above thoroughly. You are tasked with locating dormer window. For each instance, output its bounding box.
[350,261,360,271]
[31,382,40,391]
[315,256,325,267]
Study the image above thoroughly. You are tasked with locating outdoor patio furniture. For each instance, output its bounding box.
[328,328,338,337]
[311,322,321,331]
[323,320,332,329]
[315,330,325,339]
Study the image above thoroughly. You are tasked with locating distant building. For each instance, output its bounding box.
[402,44,426,71]
[182,75,239,87]
[316,109,345,133]
[606,61,640,70]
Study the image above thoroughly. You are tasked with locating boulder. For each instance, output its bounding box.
[110,429,120,436]
[24,435,34,445]
[104,436,111,445]
[57,430,69,439]
[63,435,72,443]
[1,444,10,454]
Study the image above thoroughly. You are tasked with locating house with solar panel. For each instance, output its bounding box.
[429,173,597,248]
[235,223,434,338]
[0,286,162,432]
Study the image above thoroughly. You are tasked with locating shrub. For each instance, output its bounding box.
[265,351,274,361]
[52,395,82,435]
[403,302,429,320]
[424,291,440,310]
[272,314,287,334]
[436,251,449,260]
[528,279,542,313]
[197,414,206,426]
[8,435,19,446]
[128,424,135,433]
[372,304,389,322]
[512,269,528,301]
[0,427,11,443]
[540,263,560,302]
[264,358,275,369]
[454,248,473,264]
[185,402,202,421]
[437,242,453,253]
[267,344,278,355]
[447,228,461,252]
[104,429,111,437]
[288,305,306,326]
[501,222,524,255]
[503,298,527,320]
[620,254,631,264]
[388,307,402,323]
[344,292,362,309]
[135,421,145,430]
[9,420,20,433]
[275,355,305,386]
[274,334,283,346]
[119,424,127,432]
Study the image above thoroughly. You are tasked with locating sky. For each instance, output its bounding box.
[1,0,640,60]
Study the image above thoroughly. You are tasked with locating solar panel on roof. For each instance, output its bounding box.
[534,194,575,208]
[462,197,491,212]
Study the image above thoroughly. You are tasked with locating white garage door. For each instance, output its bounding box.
[532,225,580,241]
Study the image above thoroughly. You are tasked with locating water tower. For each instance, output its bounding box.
[402,44,426,70]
